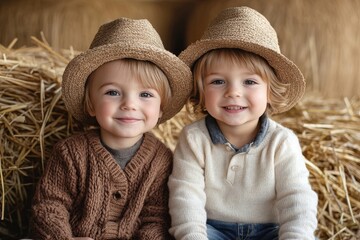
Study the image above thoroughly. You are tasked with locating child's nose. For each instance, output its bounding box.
[120,95,137,110]
[225,84,242,98]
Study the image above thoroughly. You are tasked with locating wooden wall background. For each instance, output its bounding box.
[1,0,360,98]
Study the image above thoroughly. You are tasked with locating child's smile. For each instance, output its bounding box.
[223,105,247,111]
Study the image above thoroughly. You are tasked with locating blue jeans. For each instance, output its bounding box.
[207,219,279,240]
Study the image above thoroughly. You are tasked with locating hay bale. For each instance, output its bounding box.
[272,97,360,239]
[1,39,360,239]
[184,0,360,98]
[0,37,82,238]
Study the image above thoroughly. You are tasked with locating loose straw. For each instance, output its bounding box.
[1,38,359,239]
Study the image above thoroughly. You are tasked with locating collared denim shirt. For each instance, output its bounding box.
[205,114,269,154]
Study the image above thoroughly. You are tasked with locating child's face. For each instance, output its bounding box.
[87,60,163,149]
[203,61,268,135]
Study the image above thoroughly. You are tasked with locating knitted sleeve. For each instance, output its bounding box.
[30,138,80,239]
[168,125,208,240]
[274,128,318,239]
[136,141,174,240]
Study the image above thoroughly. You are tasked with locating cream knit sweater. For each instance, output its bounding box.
[31,130,174,240]
[168,118,318,240]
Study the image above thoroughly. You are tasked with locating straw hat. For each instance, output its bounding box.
[179,6,305,114]
[62,17,192,124]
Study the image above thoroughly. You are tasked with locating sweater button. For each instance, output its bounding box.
[231,165,239,171]
[113,191,122,200]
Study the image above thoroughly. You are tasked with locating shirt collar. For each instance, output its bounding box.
[205,114,269,153]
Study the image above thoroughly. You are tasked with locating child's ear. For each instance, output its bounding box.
[157,110,163,125]
[86,101,96,117]
[267,92,271,104]
[266,94,272,109]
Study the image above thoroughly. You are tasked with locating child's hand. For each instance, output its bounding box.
[73,238,94,240]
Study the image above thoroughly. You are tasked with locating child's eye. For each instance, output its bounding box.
[244,79,257,85]
[140,92,154,98]
[211,79,225,85]
[105,90,120,96]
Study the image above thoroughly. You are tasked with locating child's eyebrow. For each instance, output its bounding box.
[96,82,119,90]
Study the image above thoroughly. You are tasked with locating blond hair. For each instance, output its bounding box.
[84,59,171,125]
[189,48,288,116]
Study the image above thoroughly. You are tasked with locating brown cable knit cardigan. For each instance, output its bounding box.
[30,130,174,239]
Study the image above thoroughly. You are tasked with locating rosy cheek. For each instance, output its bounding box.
[93,100,112,116]
[100,104,115,116]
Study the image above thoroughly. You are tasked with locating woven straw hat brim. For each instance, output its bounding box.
[179,39,305,114]
[62,42,192,124]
